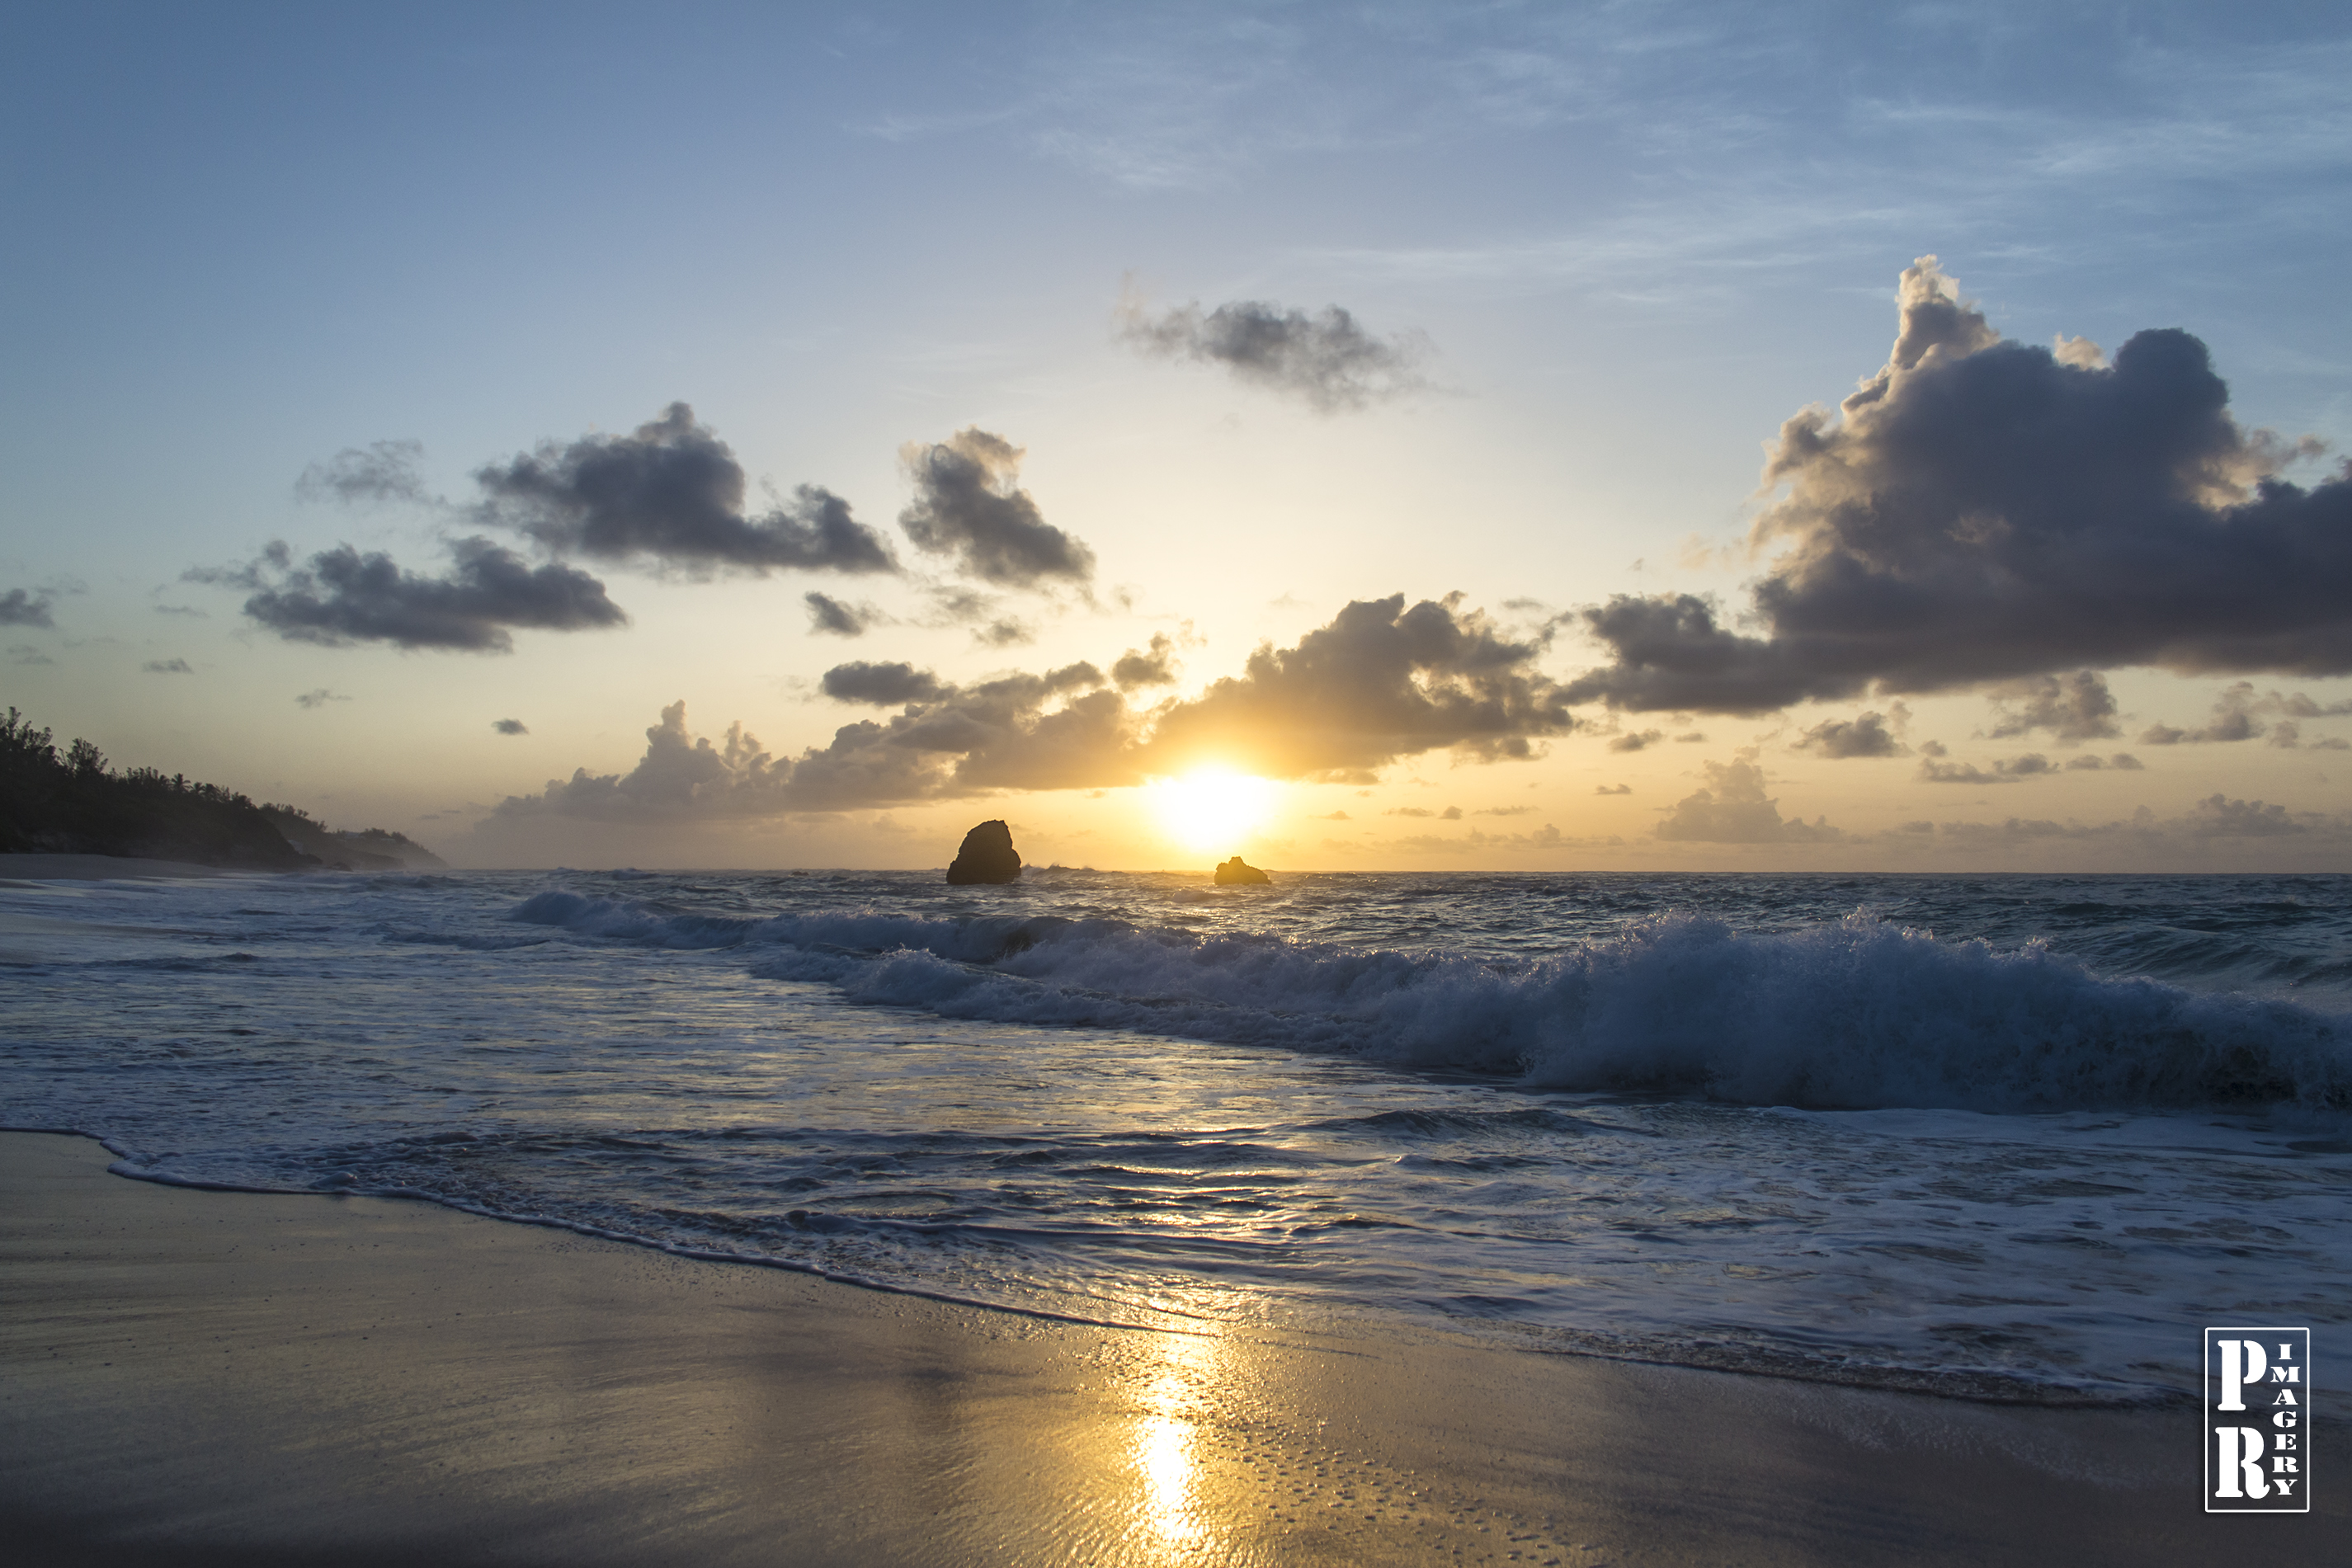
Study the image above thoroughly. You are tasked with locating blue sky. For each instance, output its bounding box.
[5,2,2350,869]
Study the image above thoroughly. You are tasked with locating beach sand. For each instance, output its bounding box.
[2,1132,2335,1566]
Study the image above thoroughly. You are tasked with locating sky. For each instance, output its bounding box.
[4,0,2350,872]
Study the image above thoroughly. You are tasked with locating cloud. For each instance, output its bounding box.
[1607,728,1664,753]
[297,440,431,507]
[1140,593,1576,780]
[8,645,54,666]
[898,429,1094,588]
[820,662,954,707]
[1917,752,2062,784]
[1475,805,1534,816]
[141,657,193,675]
[2062,752,2144,770]
[1655,759,1840,842]
[2185,794,2303,837]
[494,595,1577,823]
[475,404,897,577]
[1386,807,1436,818]
[493,718,528,735]
[295,689,350,709]
[804,591,887,638]
[0,589,55,628]
[2139,680,2343,747]
[1118,291,1429,412]
[221,537,627,652]
[1595,783,1632,795]
[1313,809,1350,821]
[1563,257,2348,713]
[1112,633,1180,690]
[1985,672,2121,742]
[1793,710,1907,758]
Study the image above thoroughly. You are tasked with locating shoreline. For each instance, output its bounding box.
[5,1132,2334,1565]
[0,854,283,882]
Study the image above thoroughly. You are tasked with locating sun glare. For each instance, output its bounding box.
[1148,768,1277,855]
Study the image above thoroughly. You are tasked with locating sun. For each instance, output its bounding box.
[1147,767,1278,855]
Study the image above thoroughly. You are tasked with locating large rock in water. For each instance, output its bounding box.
[945,820,1022,885]
[1213,855,1270,885]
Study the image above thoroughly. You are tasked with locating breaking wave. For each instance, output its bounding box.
[510,891,2352,1113]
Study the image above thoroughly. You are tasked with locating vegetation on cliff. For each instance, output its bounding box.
[1,708,444,870]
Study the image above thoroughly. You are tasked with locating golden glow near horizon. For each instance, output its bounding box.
[1147,768,1279,855]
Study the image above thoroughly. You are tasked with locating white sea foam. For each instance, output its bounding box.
[511,892,2352,1112]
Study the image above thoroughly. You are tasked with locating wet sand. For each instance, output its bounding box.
[1,1132,2336,1566]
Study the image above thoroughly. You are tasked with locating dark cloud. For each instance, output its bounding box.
[1918,752,2059,784]
[493,718,528,735]
[1985,672,2120,742]
[819,662,954,707]
[1654,759,1841,842]
[476,404,898,577]
[1563,257,2349,714]
[1607,728,1664,753]
[1112,633,1179,690]
[0,589,54,628]
[1140,594,1576,780]
[1119,293,1429,412]
[493,596,1575,824]
[973,617,1037,648]
[297,440,431,507]
[227,537,627,652]
[1793,710,1907,758]
[141,657,193,675]
[295,689,350,709]
[2062,752,2145,770]
[804,591,886,638]
[2185,794,2302,837]
[898,429,1094,588]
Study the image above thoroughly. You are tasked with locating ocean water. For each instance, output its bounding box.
[4,865,2349,1406]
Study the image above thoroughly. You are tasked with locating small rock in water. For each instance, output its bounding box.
[1213,855,1270,885]
[945,820,1023,885]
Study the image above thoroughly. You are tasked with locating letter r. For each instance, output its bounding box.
[2214,1427,2268,1500]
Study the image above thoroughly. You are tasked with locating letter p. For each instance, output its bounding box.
[2217,1339,2268,1412]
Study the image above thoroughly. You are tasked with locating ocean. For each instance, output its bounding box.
[4,866,2348,1408]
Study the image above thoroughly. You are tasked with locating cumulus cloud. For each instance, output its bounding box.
[1564,257,2346,713]
[297,440,431,507]
[493,595,1575,823]
[819,662,954,707]
[0,589,55,628]
[475,403,897,577]
[804,591,886,638]
[493,718,528,735]
[1112,632,1180,690]
[216,538,627,652]
[1595,783,1633,795]
[1917,752,2062,784]
[1655,759,1841,842]
[2062,752,2144,770]
[1607,728,1664,753]
[1118,290,1429,412]
[1985,672,2121,742]
[1139,594,1576,780]
[1793,710,1907,758]
[2139,680,2345,747]
[898,429,1094,588]
[141,657,193,674]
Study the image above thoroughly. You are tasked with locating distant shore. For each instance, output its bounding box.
[0,853,271,881]
[2,1132,2325,1566]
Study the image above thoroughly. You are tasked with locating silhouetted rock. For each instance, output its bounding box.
[945,820,1022,885]
[1213,856,1270,885]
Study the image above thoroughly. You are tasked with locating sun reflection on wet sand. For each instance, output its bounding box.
[1124,1329,1228,1553]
